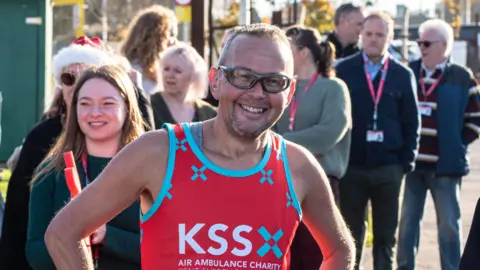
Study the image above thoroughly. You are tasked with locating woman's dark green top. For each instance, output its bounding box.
[27,155,141,270]
[150,92,217,128]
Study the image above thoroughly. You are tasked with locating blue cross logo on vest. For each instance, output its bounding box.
[176,138,188,152]
[257,227,284,259]
[260,169,273,185]
[191,165,207,181]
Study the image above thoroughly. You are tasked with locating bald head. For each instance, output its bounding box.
[217,23,293,74]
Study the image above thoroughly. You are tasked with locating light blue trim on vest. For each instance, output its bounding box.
[140,123,176,223]
[280,138,302,219]
[181,122,272,177]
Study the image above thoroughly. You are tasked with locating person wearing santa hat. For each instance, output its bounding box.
[0,36,131,270]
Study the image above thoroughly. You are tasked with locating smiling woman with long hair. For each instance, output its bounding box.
[26,65,144,270]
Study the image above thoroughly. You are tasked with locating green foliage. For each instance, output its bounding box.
[444,0,462,37]
[302,0,335,34]
[216,1,239,27]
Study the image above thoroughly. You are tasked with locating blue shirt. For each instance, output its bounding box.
[363,51,388,79]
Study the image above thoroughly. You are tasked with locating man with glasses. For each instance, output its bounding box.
[336,12,420,270]
[42,23,355,270]
[397,19,480,270]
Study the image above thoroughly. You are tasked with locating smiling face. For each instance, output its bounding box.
[77,78,127,144]
[210,34,295,139]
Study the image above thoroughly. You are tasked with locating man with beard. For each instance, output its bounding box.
[336,12,420,270]
[42,23,355,270]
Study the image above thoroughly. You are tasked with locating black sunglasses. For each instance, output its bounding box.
[218,66,292,93]
[60,72,76,86]
[417,40,439,48]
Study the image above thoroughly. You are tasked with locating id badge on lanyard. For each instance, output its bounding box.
[419,74,442,117]
[364,55,389,143]
[418,105,432,116]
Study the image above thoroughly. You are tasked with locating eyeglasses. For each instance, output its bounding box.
[60,72,76,86]
[417,40,439,48]
[218,66,292,93]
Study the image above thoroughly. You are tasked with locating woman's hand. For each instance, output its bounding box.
[91,225,107,245]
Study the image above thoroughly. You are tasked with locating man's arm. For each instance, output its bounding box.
[283,80,351,156]
[462,75,480,145]
[400,70,421,173]
[45,130,169,270]
[287,142,355,270]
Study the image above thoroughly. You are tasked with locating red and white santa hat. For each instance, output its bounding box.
[52,36,114,87]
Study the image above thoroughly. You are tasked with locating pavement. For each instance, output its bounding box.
[361,141,480,270]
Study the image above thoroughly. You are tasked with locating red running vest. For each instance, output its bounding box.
[140,123,301,270]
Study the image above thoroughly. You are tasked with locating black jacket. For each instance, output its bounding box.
[0,116,62,270]
[336,52,420,173]
[134,85,155,131]
[325,31,360,59]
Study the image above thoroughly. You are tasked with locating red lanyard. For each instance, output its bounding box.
[363,55,390,130]
[420,74,442,101]
[288,73,319,131]
[81,152,91,185]
[81,152,99,269]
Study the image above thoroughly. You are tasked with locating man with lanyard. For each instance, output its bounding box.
[42,23,355,270]
[397,19,480,270]
[336,12,420,270]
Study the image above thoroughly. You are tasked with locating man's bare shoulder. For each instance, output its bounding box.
[133,129,170,152]
[284,140,322,174]
[109,129,172,199]
[115,129,171,170]
[283,140,327,202]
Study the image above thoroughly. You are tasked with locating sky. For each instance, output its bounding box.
[253,0,442,18]
[376,0,440,16]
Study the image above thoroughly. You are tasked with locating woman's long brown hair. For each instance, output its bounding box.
[33,65,145,183]
[121,5,175,83]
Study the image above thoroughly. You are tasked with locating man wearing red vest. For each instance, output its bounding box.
[43,23,355,270]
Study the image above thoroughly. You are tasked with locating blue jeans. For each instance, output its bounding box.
[397,170,462,270]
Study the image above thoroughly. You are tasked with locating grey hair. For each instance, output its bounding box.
[419,19,454,57]
[217,23,291,66]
